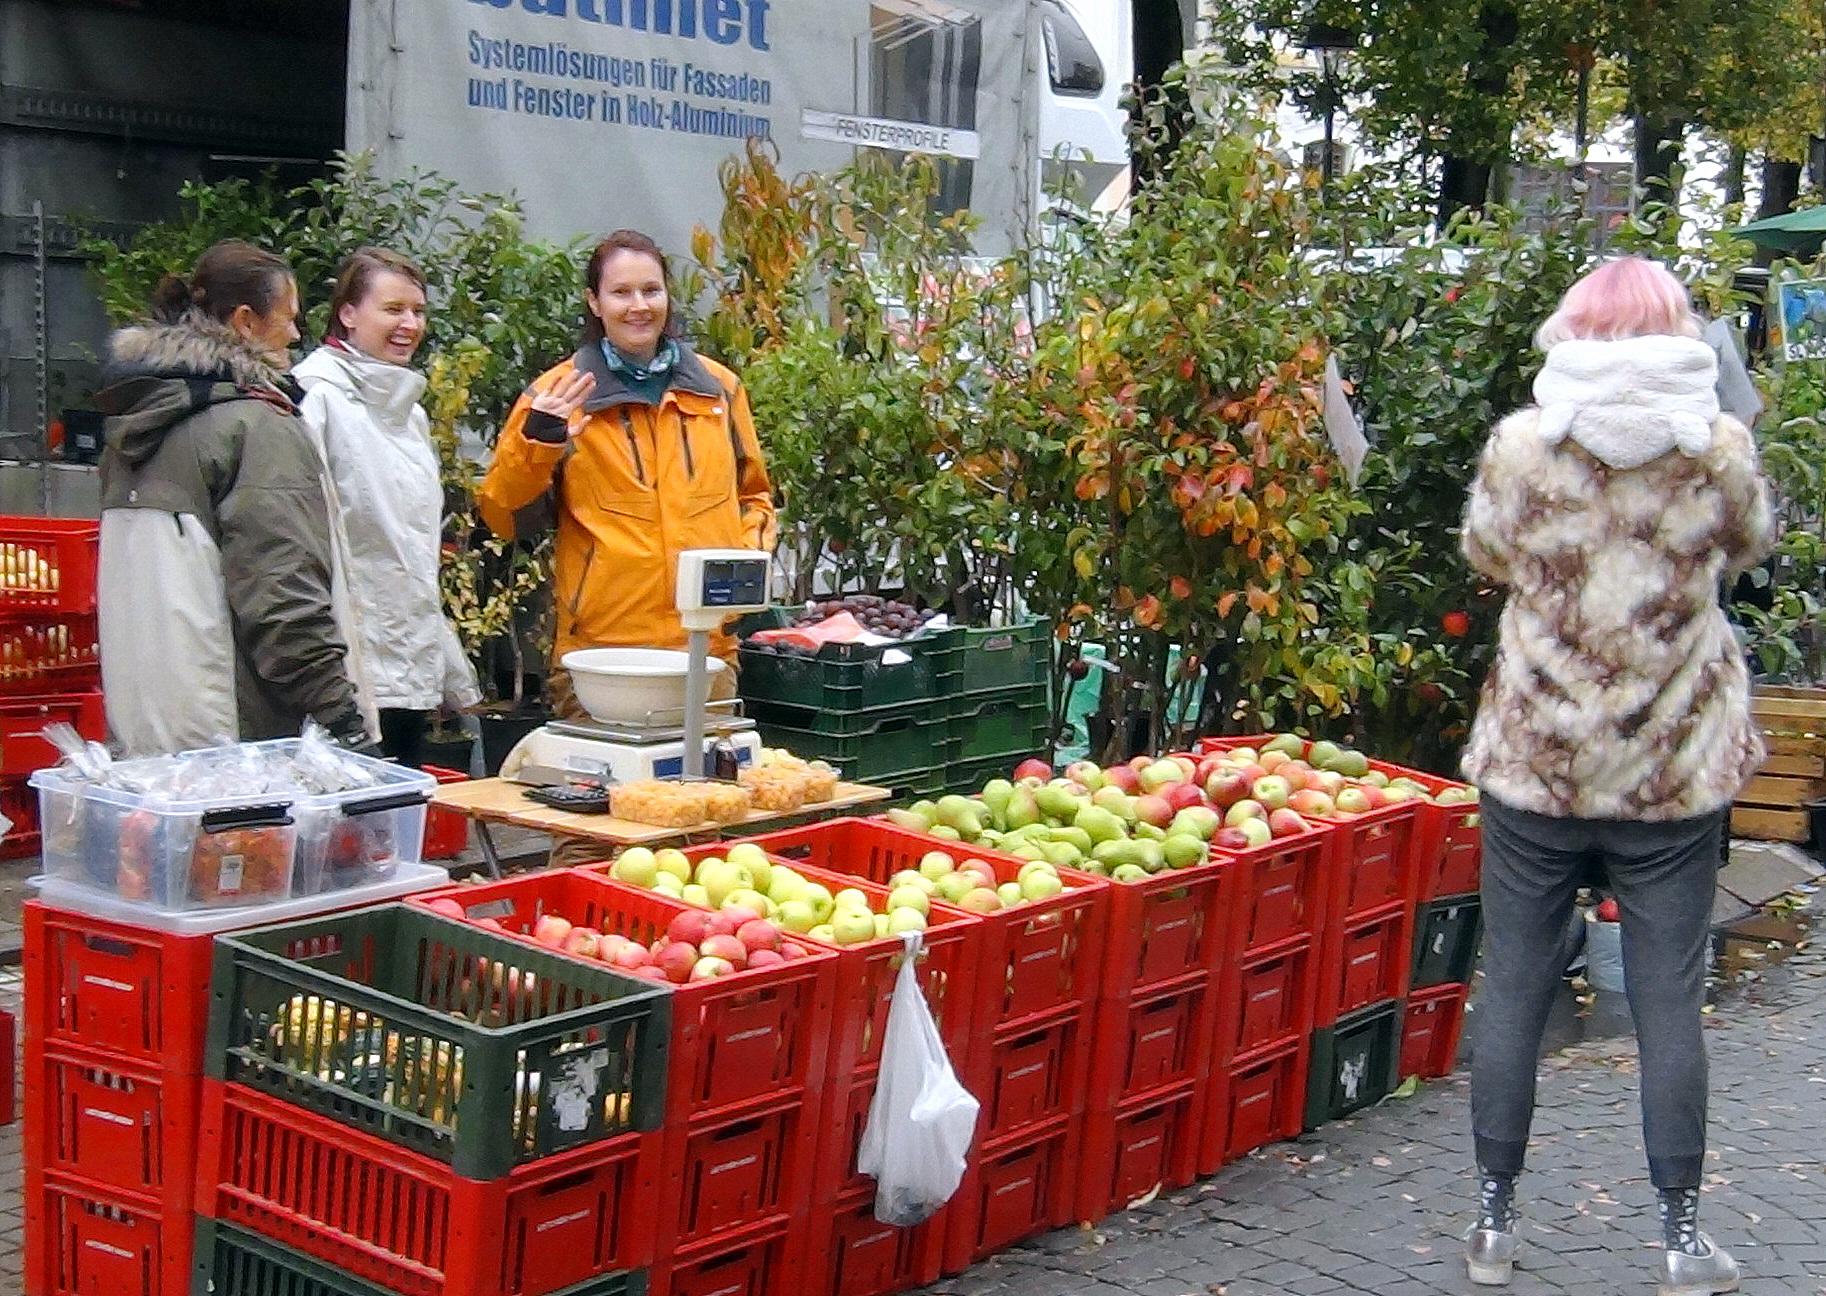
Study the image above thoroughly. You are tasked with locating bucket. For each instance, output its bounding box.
[1584,911,1626,993]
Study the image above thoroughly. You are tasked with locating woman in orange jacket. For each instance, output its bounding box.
[479,229,775,717]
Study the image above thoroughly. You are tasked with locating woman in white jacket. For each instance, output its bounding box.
[295,248,479,766]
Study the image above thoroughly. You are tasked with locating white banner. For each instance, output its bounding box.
[348,0,1036,255]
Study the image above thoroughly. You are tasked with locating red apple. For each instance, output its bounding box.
[1224,799,1267,826]
[1251,776,1291,810]
[1308,770,1345,797]
[737,920,783,955]
[1205,771,1253,808]
[780,942,808,961]
[690,956,736,981]
[1288,789,1335,818]
[1134,793,1175,829]
[609,941,651,971]
[1165,782,1207,813]
[1213,827,1253,851]
[1169,755,1198,779]
[700,933,749,969]
[1596,897,1621,923]
[1268,808,1310,838]
[1234,817,1273,848]
[632,965,670,981]
[657,941,700,983]
[1013,757,1053,782]
[747,949,786,969]
[1129,755,1155,772]
[1234,763,1268,785]
[562,927,602,959]
[1194,756,1226,787]
[1259,750,1291,774]
[427,897,466,919]
[532,915,573,948]
[707,911,743,938]
[667,910,712,947]
[477,917,505,932]
[1104,765,1141,794]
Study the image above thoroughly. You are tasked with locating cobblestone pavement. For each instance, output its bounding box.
[925,931,1826,1296]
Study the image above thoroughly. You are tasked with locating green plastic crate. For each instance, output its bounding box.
[207,902,672,1179]
[1305,999,1403,1130]
[752,705,955,786]
[738,626,963,713]
[950,687,1052,763]
[954,618,1051,694]
[192,1220,648,1296]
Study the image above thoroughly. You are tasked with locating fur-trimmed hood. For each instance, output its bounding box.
[95,311,294,470]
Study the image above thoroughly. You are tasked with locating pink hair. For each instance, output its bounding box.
[1535,257,1700,349]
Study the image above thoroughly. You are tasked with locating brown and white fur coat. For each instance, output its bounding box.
[1460,334,1777,822]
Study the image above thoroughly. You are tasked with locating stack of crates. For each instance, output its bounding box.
[1200,820,1332,1171]
[1393,763,1483,1081]
[193,903,674,1296]
[942,620,1052,794]
[23,904,219,1296]
[742,819,1101,1286]
[739,624,963,798]
[0,517,104,859]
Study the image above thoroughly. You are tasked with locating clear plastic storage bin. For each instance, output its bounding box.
[29,740,433,913]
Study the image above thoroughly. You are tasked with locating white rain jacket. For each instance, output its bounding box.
[295,343,481,714]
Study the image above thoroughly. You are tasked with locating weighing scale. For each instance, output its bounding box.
[500,549,774,788]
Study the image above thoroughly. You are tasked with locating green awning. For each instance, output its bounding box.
[1732,205,1826,256]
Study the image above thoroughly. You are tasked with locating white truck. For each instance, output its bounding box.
[346,0,1132,254]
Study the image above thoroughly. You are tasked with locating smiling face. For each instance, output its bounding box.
[588,249,669,362]
[339,268,428,364]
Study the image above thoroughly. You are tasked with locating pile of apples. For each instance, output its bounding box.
[1198,734,1478,822]
[425,894,810,983]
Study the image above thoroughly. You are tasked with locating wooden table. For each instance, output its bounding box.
[432,777,892,876]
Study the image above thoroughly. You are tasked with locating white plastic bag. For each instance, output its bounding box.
[857,931,981,1226]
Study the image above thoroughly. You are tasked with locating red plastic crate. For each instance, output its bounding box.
[1077,1081,1202,1222]
[763,817,1110,1033]
[652,1214,799,1296]
[979,1010,1084,1139]
[1370,760,1482,900]
[1216,933,1317,1063]
[0,613,101,695]
[657,1095,819,1252]
[1,775,39,860]
[28,1040,198,1210]
[942,1115,1078,1274]
[1197,1038,1308,1173]
[1101,861,1231,999]
[1087,972,1219,1104]
[1209,825,1332,956]
[422,766,471,860]
[414,870,838,1124]
[0,689,104,777]
[584,848,985,1084]
[1317,900,1414,1027]
[1318,800,1420,924]
[1401,982,1470,1080]
[31,1169,189,1296]
[195,1078,657,1296]
[23,900,218,1072]
[810,1182,947,1296]
[0,517,99,616]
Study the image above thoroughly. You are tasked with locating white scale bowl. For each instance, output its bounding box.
[561,647,729,727]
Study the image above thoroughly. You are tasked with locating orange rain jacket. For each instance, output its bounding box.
[478,341,775,663]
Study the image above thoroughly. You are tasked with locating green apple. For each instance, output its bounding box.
[696,859,753,907]
[888,885,931,916]
[997,881,1025,907]
[919,851,956,880]
[890,870,937,895]
[767,868,807,905]
[652,873,686,897]
[936,873,975,903]
[887,907,928,934]
[830,909,877,945]
[723,888,773,917]
[873,913,891,936]
[777,900,818,933]
[611,848,659,888]
[1170,806,1221,840]
[834,887,872,912]
[1138,759,1186,792]
[1020,870,1065,901]
[801,883,835,924]
[725,843,772,892]
[959,887,1003,913]
[1236,817,1273,848]
[682,883,711,908]
[654,847,692,885]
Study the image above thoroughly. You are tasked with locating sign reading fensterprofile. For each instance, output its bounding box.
[800,108,982,159]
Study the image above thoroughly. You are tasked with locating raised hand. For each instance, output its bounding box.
[528,367,597,428]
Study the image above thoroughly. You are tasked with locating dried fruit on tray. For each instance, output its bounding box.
[609,779,711,828]
[698,782,754,824]
[738,765,810,813]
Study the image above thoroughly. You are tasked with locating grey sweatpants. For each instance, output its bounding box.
[1471,796,1725,1190]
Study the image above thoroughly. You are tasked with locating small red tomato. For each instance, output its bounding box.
[1441,610,1470,637]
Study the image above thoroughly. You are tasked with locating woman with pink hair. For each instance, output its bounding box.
[1459,257,1775,1294]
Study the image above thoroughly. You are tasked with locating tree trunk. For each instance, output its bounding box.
[1438,155,1493,226]
[1435,1,1518,226]
[1723,142,1748,208]
[1759,157,1803,219]
[1631,113,1686,215]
